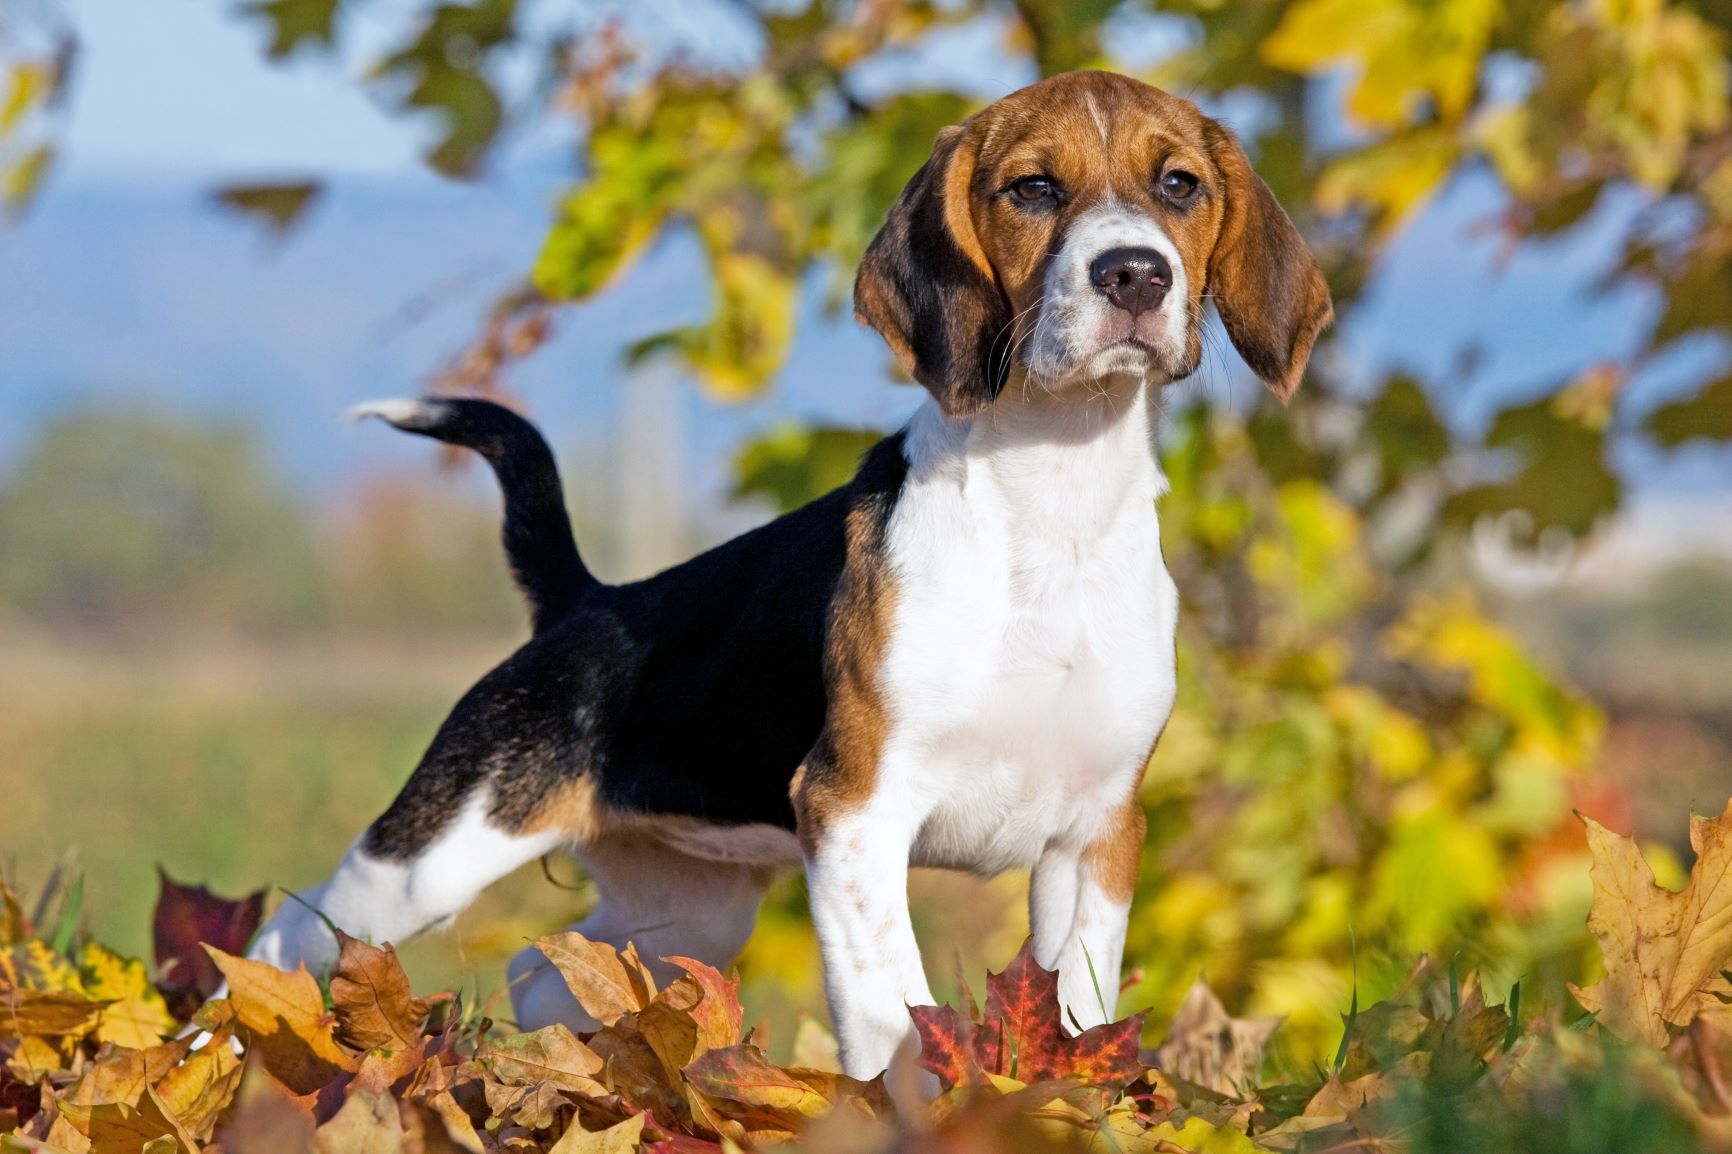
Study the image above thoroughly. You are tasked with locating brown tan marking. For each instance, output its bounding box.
[521,774,605,843]
[1082,790,1148,906]
[1080,723,1165,904]
[793,499,901,857]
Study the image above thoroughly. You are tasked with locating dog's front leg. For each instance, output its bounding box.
[802,791,935,1080]
[1030,794,1145,1031]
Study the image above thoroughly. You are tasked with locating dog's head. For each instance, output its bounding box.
[855,70,1333,417]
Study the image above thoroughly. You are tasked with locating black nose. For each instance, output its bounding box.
[1090,247,1171,317]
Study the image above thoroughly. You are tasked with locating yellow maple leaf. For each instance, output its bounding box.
[82,943,177,1050]
[1571,801,1732,1047]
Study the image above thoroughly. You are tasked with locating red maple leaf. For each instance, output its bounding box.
[910,1003,987,1089]
[911,939,1145,1092]
[152,867,265,1012]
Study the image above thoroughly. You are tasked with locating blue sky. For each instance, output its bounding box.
[3,0,1728,514]
[60,0,424,177]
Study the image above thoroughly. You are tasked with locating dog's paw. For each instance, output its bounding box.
[247,893,340,974]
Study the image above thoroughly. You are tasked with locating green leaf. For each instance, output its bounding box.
[1364,375,1452,483]
[211,181,323,235]
[1646,373,1732,448]
[731,424,885,513]
[1651,250,1732,350]
[532,125,683,300]
[1333,968,1359,1073]
[374,0,516,179]
[1445,377,1621,543]
[49,874,82,957]
[243,0,341,59]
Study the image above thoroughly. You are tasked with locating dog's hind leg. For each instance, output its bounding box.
[249,627,606,975]
[507,836,772,1032]
[249,781,568,978]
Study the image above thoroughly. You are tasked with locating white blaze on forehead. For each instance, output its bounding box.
[1084,93,1111,149]
[1026,200,1191,385]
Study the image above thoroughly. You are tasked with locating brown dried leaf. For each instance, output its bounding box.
[61,1037,194,1116]
[682,1045,841,1128]
[400,1098,488,1154]
[663,957,743,1056]
[351,1036,431,1096]
[477,1023,606,1095]
[0,989,106,1039]
[421,1089,487,1152]
[533,933,655,1027]
[1,879,29,943]
[636,996,700,1082]
[1150,978,1283,1095]
[482,1078,568,1132]
[1431,975,1509,1085]
[311,1087,406,1153]
[215,1072,318,1154]
[153,1028,244,1140]
[587,1028,689,1127]
[5,1033,73,1081]
[205,947,356,1094]
[1571,802,1732,1047]
[58,1084,198,1154]
[328,931,429,1055]
[548,1111,644,1153]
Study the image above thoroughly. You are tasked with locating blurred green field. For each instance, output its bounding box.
[0,630,520,988]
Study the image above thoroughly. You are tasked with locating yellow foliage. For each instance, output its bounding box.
[11,937,83,993]
[1570,0,1729,188]
[682,248,798,402]
[1247,481,1371,627]
[1322,686,1432,781]
[1262,0,1502,127]
[1315,127,1459,233]
[1147,1116,1270,1153]
[1242,956,1352,1061]
[1367,804,1505,954]
[0,62,48,138]
[1126,413,1603,1067]
[1385,592,1602,764]
[82,943,176,1049]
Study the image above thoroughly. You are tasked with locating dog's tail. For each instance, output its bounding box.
[349,397,597,633]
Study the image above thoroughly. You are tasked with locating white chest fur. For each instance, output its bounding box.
[878,379,1179,876]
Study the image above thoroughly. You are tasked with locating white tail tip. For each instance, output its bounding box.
[346,398,429,426]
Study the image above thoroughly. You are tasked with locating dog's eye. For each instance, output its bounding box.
[1159,170,1200,202]
[1008,176,1061,205]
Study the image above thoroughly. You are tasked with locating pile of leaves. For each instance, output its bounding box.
[11,803,1732,1152]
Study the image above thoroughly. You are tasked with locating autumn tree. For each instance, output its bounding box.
[6,0,1728,1066]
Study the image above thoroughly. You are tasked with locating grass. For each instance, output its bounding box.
[0,627,567,998]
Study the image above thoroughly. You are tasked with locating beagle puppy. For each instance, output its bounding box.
[248,70,1331,1080]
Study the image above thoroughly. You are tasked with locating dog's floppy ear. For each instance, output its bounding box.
[1205,123,1333,401]
[855,125,1011,417]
